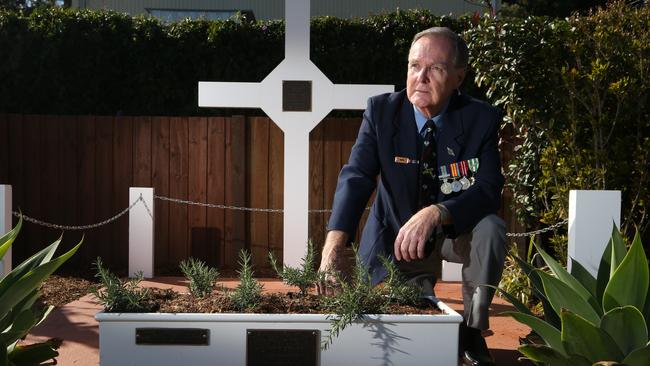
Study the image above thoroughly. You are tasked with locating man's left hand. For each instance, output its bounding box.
[394,205,441,261]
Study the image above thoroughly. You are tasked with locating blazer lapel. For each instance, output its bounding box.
[391,96,419,219]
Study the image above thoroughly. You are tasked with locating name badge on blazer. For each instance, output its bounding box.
[394,156,419,165]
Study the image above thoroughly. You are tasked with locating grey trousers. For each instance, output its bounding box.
[397,214,508,330]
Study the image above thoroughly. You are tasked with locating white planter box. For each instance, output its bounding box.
[96,300,462,366]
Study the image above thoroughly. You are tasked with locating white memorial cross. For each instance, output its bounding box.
[199,0,393,266]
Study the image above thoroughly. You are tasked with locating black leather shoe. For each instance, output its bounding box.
[459,324,495,366]
[461,349,495,366]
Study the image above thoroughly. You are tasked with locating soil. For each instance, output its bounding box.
[39,275,95,307]
[150,289,443,315]
[39,275,443,315]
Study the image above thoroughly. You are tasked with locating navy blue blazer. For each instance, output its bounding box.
[327,89,504,284]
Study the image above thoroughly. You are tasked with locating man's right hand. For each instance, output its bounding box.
[316,230,348,296]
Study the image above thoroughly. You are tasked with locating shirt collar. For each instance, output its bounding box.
[413,100,449,134]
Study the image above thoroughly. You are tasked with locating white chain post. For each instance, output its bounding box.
[442,261,463,282]
[129,187,154,278]
[569,190,621,277]
[1,185,12,278]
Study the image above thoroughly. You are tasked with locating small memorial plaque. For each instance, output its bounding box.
[282,80,312,112]
[247,329,319,366]
[135,328,209,345]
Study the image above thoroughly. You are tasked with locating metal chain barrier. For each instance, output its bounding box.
[153,195,370,213]
[9,192,568,237]
[154,195,284,213]
[11,194,146,231]
[506,218,569,238]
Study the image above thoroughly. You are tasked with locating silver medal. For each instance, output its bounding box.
[460,176,471,190]
[451,180,462,192]
[441,180,453,195]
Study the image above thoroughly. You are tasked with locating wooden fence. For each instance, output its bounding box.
[0,114,521,275]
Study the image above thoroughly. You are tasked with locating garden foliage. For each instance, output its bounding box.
[268,241,322,296]
[229,249,263,311]
[0,218,82,366]
[91,257,152,313]
[492,225,650,365]
[0,1,647,257]
[179,257,219,298]
[320,247,426,350]
[467,1,649,256]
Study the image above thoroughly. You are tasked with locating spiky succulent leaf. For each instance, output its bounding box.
[602,232,649,312]
[621,341,650,366]
[535,243,601,315]
[538,270,601,325]
[561,310,623,363]
[518,344,590,366]
[0,217,21,260]
[505,311,565,355]
[599,306,648,355]
[569,258,597,299]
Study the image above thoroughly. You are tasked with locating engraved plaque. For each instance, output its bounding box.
[247,329,319,366]
[282,80,312,112]
[135,328,209,345]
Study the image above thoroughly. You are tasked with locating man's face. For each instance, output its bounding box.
[406,35,466,118]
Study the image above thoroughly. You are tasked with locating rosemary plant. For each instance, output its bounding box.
[268,240,322,296]
[229,249,264,311]
[321,249,385,350]
[179,257,220,298]
[377,253,421,306]
[91,257,152,312]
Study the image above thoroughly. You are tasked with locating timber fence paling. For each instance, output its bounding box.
[0,113,519,273]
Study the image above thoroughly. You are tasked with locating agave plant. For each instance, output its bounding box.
[491,225,650,365]
[0,218,82,366]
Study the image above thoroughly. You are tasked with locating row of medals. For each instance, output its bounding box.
[438,158,479,195]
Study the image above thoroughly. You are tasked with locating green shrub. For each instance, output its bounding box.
[229,250,263,311]
[91,257,152,313]
[0,217,82,366]
[179,257,219,298]
[498,237,544,312]
[268,241,321,296]
[492,225,650,365]
[321,250,386,350]
[320,247,428,350]
[0,7,464,115]
[467,1,650,255]
[377,253,421,306]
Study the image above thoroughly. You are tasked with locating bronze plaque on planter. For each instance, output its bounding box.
[135,328,209,345]
[282,80,312,112]
[246,329,319,366]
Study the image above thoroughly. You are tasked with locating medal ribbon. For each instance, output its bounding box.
[450,163,459,178]
[460,161,468,176]
[439,165,450,179]
[468,158,479,173]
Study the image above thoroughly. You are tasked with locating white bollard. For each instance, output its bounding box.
[129,187,154,278]
[442,261,463,282]
[0,185,11,278]
[568,190,621,277]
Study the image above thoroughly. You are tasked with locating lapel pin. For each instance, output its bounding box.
[394,156,419,164]
[447,147,455,157]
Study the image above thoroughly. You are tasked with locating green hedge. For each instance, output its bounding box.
[467,1,649,255]
[0,7,468,115]
[0,3,647,250]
